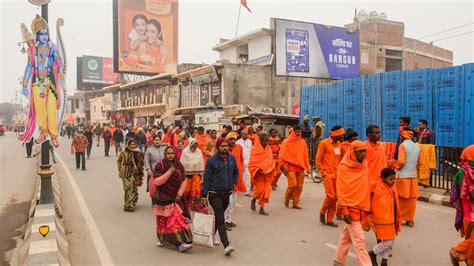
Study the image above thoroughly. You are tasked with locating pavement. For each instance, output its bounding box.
[52,140,461,265]
[0,132,38,265]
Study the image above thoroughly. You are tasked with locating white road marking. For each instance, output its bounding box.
[325,243,357,259]
[235,203,243,208]
[29,239,57,255]
[56,154,114,265]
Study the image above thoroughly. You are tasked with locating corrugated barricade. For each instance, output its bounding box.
[299,63,473,147]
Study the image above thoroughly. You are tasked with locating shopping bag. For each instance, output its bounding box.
[191,212,215,248]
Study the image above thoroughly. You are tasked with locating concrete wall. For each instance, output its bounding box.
[89,98,107,123]
[248,34,272,60]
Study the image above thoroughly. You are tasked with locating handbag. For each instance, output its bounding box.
[191,212,215,248]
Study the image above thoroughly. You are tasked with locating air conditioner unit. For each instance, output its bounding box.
[262,108,272,113]
[274,108,285,114]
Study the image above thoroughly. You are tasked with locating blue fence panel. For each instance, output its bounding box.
[361,74,382,139]
[403,69,433,129]
[381,71,403,142]
[326,81,344,136]
[299,85,313,122]
[463,63,474,146]
[313,83,328,129]
[343,78,362,137]
[433,66,464,147]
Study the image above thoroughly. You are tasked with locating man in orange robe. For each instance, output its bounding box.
[195,126,209,152]
[280,126,310,210]
[224,132,247,229]
[268,129,282,190]
[334,140,372,266]
[316,125,345,227]
[365,125,388,182]
[395,129,421,227]
[249,132,276,215]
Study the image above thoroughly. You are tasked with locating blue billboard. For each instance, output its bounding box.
[275,18,360,79]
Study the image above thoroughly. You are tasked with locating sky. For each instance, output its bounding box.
[0,0,473,104]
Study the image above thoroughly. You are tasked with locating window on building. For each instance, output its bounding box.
[385,49,403,57]
[386,58,403,72]
[280,82,286,97]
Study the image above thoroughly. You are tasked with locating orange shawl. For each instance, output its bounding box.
[195,133,209,152]
[248,141,275,179]
[461,145,474,161]
[365,141,388,182]
[336,140,371,212]
[279,131,310,171]
[268,136,281,160]
[230,144,247,192]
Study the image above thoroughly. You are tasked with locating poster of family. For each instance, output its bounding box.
[114,0,178,75]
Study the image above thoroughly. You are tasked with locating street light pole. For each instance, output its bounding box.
[37,2,54,204]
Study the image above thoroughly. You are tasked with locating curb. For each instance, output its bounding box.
[418,192,451,207]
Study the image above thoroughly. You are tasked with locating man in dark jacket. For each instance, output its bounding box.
[202,138,237,256]
[415,119,436,144]
[113,127,124,156]
[135,128,147,153]
[102,127,112,157]
[84,127,94,159]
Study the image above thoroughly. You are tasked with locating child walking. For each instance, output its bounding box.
[369,168,401,266]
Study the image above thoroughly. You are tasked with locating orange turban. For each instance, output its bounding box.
[330,128,345,137]
[226,132,239,140]
[461,145,474,161]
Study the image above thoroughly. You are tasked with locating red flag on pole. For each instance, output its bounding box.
[240,0,252,12]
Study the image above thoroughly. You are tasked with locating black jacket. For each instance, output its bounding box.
[202,153,238,197]
[113,130,124,143]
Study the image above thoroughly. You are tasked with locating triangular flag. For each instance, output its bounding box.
[240,0,252,13]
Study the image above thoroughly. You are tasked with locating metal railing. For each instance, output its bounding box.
[430,146,464,191]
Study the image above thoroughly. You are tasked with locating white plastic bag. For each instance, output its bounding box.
[191,212,215,248]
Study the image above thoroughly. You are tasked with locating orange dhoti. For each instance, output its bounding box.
[285,171,305,206]
[453,219,474,264]
[253,171,274,207]
[272,161,282,189]
[320,176,338,223]
[396,178,419,222]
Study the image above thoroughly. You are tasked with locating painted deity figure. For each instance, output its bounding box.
[19,15,67,148]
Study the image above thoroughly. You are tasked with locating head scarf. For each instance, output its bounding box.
[330,127,345,137]
[153,146,185,203]
[461,145,474,161]
[180,139,205,175]
[126,138,140,153]
[226,132,239,140]
[215,137,228,149]
[279,130,310,170]
[400,130,414,140]
[336,140,370,212]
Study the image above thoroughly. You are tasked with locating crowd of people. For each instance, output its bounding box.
[58,116,472,265]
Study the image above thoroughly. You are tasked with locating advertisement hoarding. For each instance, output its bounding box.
[79,56,120,91]
[275,18,359,79]
[113,0,179,75]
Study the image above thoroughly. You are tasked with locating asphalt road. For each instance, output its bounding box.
[54,139,459,265]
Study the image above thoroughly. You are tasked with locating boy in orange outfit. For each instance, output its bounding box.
[316,125,344,227]
[368,168,401,266]
[268,129,282,190]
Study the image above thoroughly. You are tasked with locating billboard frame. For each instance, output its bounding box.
[113,0,179,76]
[272,17,359,80]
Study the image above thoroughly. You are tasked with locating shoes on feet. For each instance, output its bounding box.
[284,199,290,207]
[405,221,414,227]
[320,214,326,225]
[369,250,378,266]
[225,223,232,231]
[224,245,235,256]
[178,243,192,252]
[250,199,256,211]
[292,205,302,210]
[326,222,339,228]
[156,240,164,247]
[259,208,269,216]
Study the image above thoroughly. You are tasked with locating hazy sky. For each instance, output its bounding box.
[1,0,473,103]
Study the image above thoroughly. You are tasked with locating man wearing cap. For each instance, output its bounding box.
[312,116,325,159]
[202,138,238,256]
[301,115,312,140]
[316,125,345,227]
